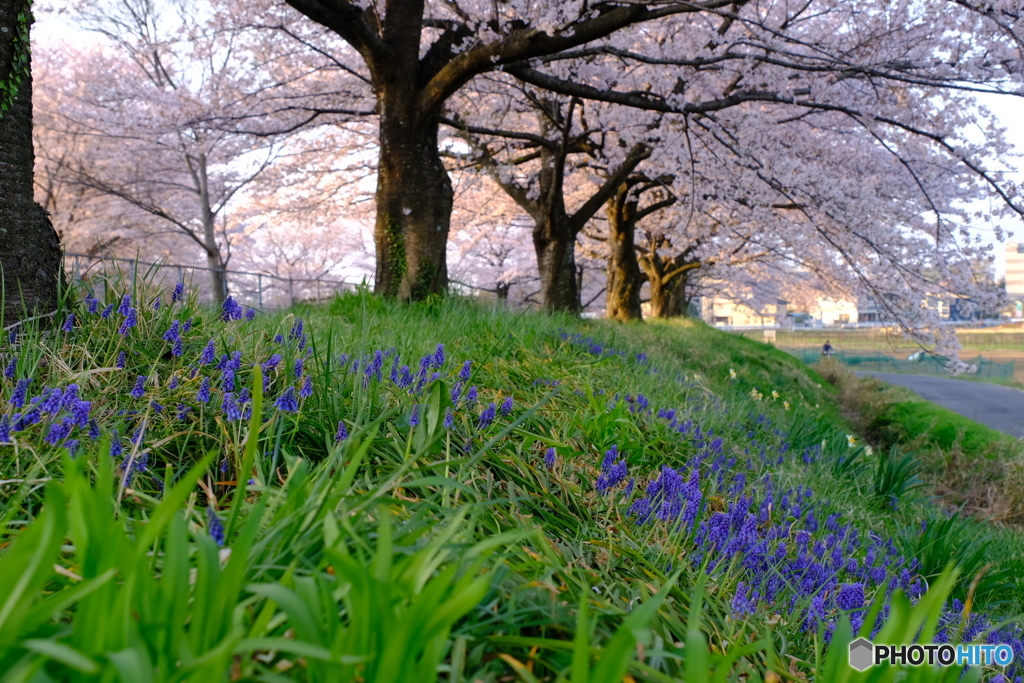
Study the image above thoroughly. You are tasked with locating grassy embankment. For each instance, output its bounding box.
[813,357,1024,525]
[2,281,1024,682]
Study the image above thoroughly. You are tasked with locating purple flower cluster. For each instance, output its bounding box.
[2,382,95,452]
[595,445,629,493]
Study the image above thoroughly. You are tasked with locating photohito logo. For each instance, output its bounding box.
[848,637,1015,671]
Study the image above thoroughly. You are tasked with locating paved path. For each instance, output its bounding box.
[856,371,1024,438]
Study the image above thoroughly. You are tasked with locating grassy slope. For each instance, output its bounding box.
[1,288,1022,682]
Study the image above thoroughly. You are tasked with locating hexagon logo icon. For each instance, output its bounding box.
[849,637,874,671]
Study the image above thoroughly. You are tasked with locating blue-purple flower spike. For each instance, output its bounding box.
[275,387,299,412]
[171,281,185,302]
[335,420,348,442]
[130,375,147,399]
[207,506,225,547]
[477,402,496,429]
[544,447,556,469]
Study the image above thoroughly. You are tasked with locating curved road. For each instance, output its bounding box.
[856,371,1024,438]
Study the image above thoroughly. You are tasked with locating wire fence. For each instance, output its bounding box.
[786,349,1017,379]
[65,252,359,310]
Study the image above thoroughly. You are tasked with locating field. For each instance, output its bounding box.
[745,327,1024,384]
[2,283,1023,682]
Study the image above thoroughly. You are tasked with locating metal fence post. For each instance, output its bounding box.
[288,278,294,306]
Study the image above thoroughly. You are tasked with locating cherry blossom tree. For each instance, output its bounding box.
[269,0,1023,322]
[33,0,296,303]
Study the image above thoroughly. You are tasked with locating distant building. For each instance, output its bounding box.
[1006,243,1024,297]
[701,297,788,327]
[1006,243,1024,318]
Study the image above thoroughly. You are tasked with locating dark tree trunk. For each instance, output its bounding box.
[649,272,690,318]
[0,2,62,328]
[645,257,698,319]
[370,4,451,302]
[534,215,580,314]
[605,184,643,322]
[495,281,510,302]
[374,110,451,300]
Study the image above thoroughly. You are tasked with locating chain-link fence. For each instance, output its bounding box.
[786,349,1016,379]
[65,253,358,310]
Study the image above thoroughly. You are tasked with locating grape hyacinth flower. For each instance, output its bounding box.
[40,388,64,414]
[465,386,478,405]
[11,378,31,408]
[117,295,132,316]
[66,439,80,456]
[110,431,123,458]
[731,582,758,618]
[222,392,242,421]
[118,306,137,335]
[221,296,243,321]
[169,375,179,390]
[207,507,225,547]
[101,304,114,319]
[335,420,348,442]
[459,360,471,381]
[299,376,313,399]
[0,415,11,443]
[130,375,147,399]
[45,420,72,445]
[443,407,454,429]
[152,298,161,310]
[273,333,284,344]
[197,377,212,404]
[69,400,91,428]
[222,369,235,392]
[116,351,126,369]
[88,419,101,440]
[3,356,15,380]
[544,447,556,469]
[289,319,304,340]
[594,445,631,494]
[499,396,513,416]
[85,295,99,314]
[477,402,496,429]
[163,320,180,343]
[200,341,216,365]
[275,387,298,412]
[836,583,865,612]
[61,314,75,333]
[432,343,445,368]
[294,358,303,378]
[61,385,79,411]
[171,281,185,303]
[409,404,420,427]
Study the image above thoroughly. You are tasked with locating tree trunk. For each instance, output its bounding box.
[648,266,694,318]
[196,153,228,304]
[495,282,510,302]
[374,98,451,301]
[534,215,580,314]
[0,2,62,328]
[656,273,689,317]
[605,186,643,322]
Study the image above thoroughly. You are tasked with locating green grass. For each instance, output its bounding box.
[2,281,1023,681]
[870,401,1016,456]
